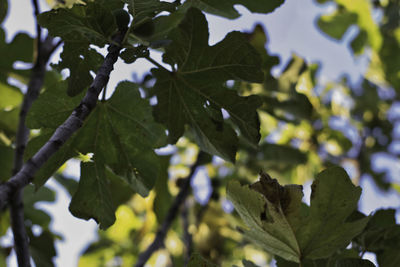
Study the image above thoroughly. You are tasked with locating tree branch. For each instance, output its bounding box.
[134,151,207,267]
[0,32,125,210]
[8,1,62,266]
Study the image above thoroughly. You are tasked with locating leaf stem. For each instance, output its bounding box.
[145,55,170,72]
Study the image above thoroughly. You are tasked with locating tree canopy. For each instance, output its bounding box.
[0,0,399,266]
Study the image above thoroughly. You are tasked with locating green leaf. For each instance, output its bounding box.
[53,173,79,197]
[0,31,33,81]
[354,209,400,252]
[296,167,369,259]
[123,0,177,22]
[38,2,115,96]
[335,258,375,267]
[0,210,9,236]
[26,81,166,195]
[317,8,358,40]
[75,81,167,196]
[227,167,369,263]
[0,0,7,24]
[120,45,149,64]
[69,162,116,229]
[377,249,400,267]
[69,161,138,230]
[25,129,78,188]
[316,0,382,52]
[0,108,19,136]
[153,8,263,161]
[0,144,13,182]
[242,259,260,267]
[29,229,57,267]
[59,43,104,96]
[259,143,308,164]
[27,80,82,129]
[153,155,173,223]
[187,253,217,267]
[186,0,285,19]
[38,2,117,46]
[227,173,303,262]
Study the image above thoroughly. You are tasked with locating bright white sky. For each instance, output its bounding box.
[1,0,400,266]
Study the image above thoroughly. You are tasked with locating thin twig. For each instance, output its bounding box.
[0,32,125,210]
[134,151,207,267]
[31,0,41,55]
[145,55,171,72]
[8,1,57,265]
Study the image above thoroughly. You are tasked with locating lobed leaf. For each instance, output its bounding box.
[26,81,166,228]
[153,8,263,161]
[69,162,116,229]
[38,2,116,46]
[227,166,369,263]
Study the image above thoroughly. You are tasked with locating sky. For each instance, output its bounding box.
[1,0,400,266]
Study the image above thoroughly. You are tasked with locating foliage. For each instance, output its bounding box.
[0,0,399,266]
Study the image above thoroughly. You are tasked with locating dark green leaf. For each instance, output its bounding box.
[242,259,260,267]
[354,209,400,252]
[0,0,7,24]
[123,0,177,22]
[23,184,55,204]
[38,3,116,46]
[23,185,56,227]
[120,45,149,64]
[227,173,303,262]
[59,43,104,96]
[75,81,167,196]
[30,230,57,267]
[53,173,79,197]
[26,81,166,194]
[69,162,116,229]
[153,8,263,161]
[186,0,285,19]
[27,80,82,129]
[296,167,369,259]
[153,155,172,223]
[0,144,13,182]
[377,249,400,267]
[259,143,308,164]
[0,31,33,81]
[336,258,375,267]
[187,253,217,267]
[106,168,136,207]
[227,167,369,263]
